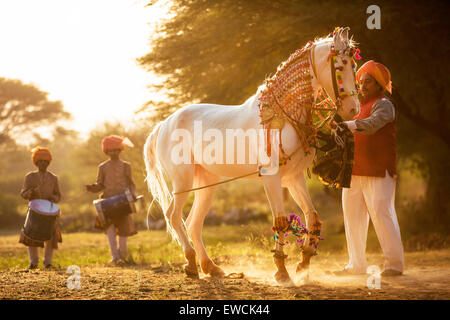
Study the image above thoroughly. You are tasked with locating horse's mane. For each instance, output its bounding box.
[257,41,314,95]
[313,34,358,48]
[313,34,333,46]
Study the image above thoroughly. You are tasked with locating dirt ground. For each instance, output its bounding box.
[1,250,449,300]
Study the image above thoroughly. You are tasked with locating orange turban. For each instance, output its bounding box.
[356,60,392,94]
[101,135,134,154]
[31,147,52,165]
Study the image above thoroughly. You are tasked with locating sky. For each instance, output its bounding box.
[0,0,169,136]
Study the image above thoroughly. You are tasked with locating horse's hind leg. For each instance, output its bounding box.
[185,165,224,277]
[166,166,199,278]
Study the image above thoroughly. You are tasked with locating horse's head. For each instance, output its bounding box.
[313,27,360,121]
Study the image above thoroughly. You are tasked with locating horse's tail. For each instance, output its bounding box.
[143,122,176,240]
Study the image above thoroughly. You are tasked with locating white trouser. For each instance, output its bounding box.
[106,225,128,261]
[28,242,54,266]
[342,171,404,274]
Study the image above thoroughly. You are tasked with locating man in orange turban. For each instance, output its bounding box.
[86,135,137,265]
[336,61,405,277]
[355,60,392,94]
[20,147,62,269]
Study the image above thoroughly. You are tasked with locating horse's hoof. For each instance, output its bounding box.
[296,261,310,273]
[274,271,294,286]
[294,269,310,284]
[201,260,225,278]
[207,263,226,278]
[183,264,199,279]
[183,248,199,279]
[296,251,313,273]
[295,261,310,281]
[210,267,226,278]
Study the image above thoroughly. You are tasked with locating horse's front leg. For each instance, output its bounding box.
[286,172,322,273]
[262,174,293,286]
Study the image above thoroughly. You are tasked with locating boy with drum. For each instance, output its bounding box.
[85,135,137,264]
[20,147,62,269]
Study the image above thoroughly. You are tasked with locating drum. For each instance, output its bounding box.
[23,199,60,241]
[93,189,136,225]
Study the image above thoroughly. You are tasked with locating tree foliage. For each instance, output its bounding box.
[139,0,450,229]
[140,0,449,142]
[0,78,71,144]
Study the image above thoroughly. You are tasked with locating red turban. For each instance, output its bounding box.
[31,147,52,165]
[101,135,134,154]
[356,60,392,94]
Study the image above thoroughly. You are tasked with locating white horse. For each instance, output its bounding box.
[144,27,360,284]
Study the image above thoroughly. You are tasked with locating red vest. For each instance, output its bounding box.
[352,94,397,178]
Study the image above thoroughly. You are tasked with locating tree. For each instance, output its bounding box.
[0,78,71,145]
[139,0,450,231]
[139,0,449,142]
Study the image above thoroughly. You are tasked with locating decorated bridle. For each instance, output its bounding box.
[328,45,360,108]
[310,30,361,128]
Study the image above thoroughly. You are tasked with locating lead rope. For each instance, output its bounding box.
[171,135,309,197]
[172,170,260,196]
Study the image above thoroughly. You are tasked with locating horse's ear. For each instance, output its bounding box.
[333,27,346,51]
[341,27,350,45]
[332,27,342,42]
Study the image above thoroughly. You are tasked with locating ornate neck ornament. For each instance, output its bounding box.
[257,41,316,159]
[258,41,315,130]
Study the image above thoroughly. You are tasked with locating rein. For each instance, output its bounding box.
[172,170,260,195]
